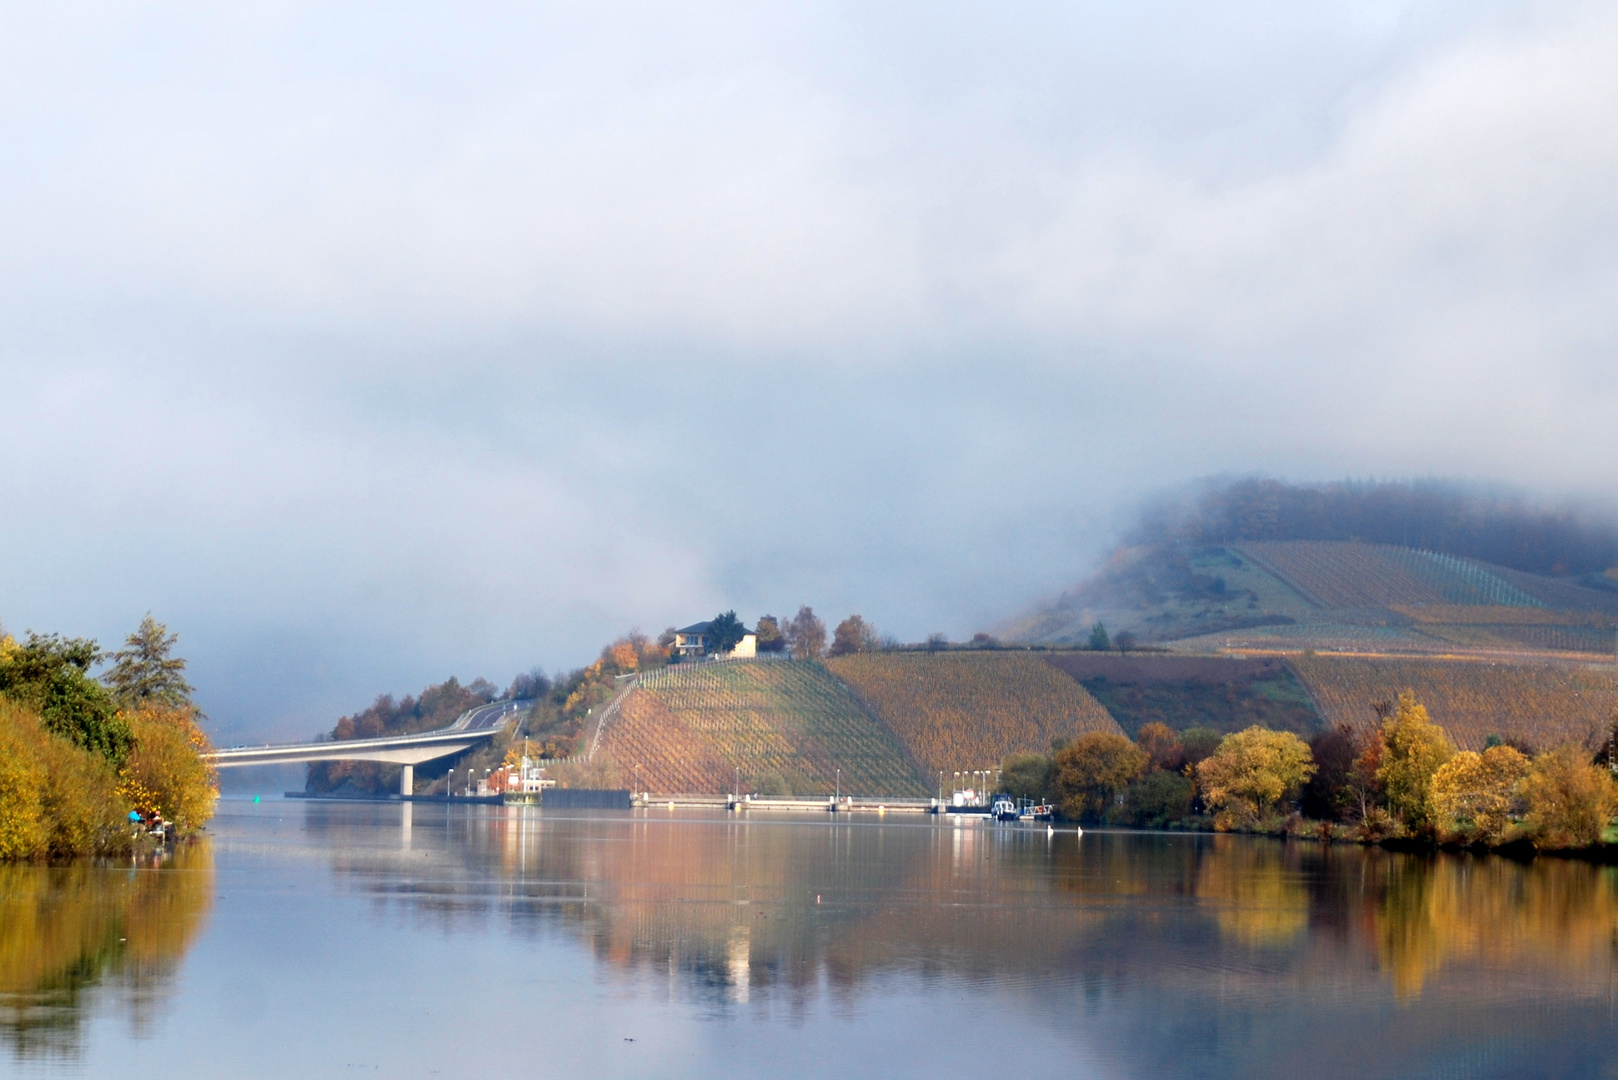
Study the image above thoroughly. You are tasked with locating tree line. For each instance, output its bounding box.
[1003,693,1618,850]
[0,616,215,858]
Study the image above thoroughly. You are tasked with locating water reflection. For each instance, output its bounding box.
[0,845,213,1061]
[309,806,1618,1013]
[12,805,1618,1078]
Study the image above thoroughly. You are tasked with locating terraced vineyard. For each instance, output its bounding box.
[599,660,929,796]
[1238,541,1547,609]
[825,652,1122,777]
[1288,653,1618,751]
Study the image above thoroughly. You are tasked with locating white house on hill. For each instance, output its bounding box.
[673,621,756,658]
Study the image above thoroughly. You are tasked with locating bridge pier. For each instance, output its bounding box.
[400,764,413,797]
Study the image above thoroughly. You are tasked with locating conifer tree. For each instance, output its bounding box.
[104,615,196,712]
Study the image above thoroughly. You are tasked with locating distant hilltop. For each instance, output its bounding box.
[1002,478,1618,661]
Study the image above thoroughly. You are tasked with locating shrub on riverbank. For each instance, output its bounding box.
[119,705,218,832]
[0,620,216,860]
[1520,745,1617,849]
[0,702,128,859]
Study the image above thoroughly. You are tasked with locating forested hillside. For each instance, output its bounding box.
[1042,653,1320,738]
[306,676,499,796]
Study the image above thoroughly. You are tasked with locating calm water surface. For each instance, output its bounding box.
[5,799,1618,1079]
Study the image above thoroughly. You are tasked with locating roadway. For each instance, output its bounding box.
[206,698,534,794]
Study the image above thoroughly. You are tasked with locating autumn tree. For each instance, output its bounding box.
[1427,744,1529,844]
[1520,745,1618,849]
[1179,726,1223,768]
[103,615,195,711]
[119,705,218,831]
[1196,727,1316,830]
[1376,691,1454,832]
[1135,722,1185,773]
[1052,732,1146,822]
[829,615,879,657]
[786,606,827,660]
[1301,723,1364,821]
[755,615,786,653]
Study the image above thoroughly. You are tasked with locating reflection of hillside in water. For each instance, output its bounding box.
[0,844,214,1061]
[313,806,1618,1013]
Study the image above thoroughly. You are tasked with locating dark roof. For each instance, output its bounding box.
[675,621,752,635]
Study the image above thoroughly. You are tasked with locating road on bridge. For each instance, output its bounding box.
[206,698,534,794]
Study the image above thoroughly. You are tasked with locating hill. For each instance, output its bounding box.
[1288,653,1618,752]
[595,654,1125,796]
[596,660,930,797]
[825,652,1122,778]
[1040,653,1321,738]
[1007,540,1618,660]
[1005,478,1618,659]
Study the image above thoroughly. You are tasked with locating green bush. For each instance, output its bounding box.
[998,752,1053,801]
[1122,770,1194,827]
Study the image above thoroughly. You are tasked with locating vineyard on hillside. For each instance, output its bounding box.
[1239,541,1547,609]
[1288,653,1618,751]
[825,652,1122,777]
[598,660,929,796]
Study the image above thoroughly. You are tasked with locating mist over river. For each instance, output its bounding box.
[5,801,1618,1079]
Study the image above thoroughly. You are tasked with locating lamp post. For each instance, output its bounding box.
[835,767,841,807]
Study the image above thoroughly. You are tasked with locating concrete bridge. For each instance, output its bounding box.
[206,699,528,794]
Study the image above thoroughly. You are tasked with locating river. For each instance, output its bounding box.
[4,799,1618,1078]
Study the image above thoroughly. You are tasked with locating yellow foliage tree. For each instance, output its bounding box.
[1196,726,1316,830]
[1051,732,1146,822]
[1427,745,1529,844]
[0,707,47,860]
[1376,691,1454,832]
[1520,744,1617,850]
[117,705,218,832]
[0,700,130,859]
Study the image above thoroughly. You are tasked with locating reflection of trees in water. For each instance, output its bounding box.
[318,807,1618,1010]
[0,843,214,1061]
[1372,853,1618,999]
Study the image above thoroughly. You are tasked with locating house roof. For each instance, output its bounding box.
[675,621,753,636]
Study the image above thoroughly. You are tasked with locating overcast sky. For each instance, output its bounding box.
[3,0,1617,741]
